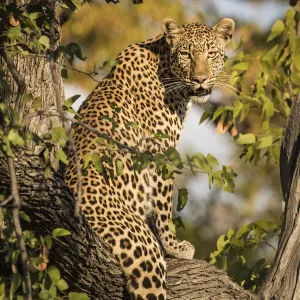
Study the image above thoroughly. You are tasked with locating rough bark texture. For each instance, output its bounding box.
[0,153,256,300]
[0,1,63,168]
[258,95,300,299]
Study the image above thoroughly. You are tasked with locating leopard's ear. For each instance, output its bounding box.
[213,18,235,46]
[162,19,185,47]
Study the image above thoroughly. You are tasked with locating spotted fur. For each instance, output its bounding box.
[65,18,235,300]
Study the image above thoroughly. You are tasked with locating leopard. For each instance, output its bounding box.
[64,18,235,300]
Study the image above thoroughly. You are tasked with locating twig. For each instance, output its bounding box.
[62,64,101,83]
[264,240,277,252]
[7,155,32,300]
[49,1,82,218]
[0,194,13,207]
[24,110,138,153]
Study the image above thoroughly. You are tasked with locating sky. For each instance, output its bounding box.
[65,0,288,217]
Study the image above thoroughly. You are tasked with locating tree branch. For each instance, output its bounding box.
[6,155,32,300]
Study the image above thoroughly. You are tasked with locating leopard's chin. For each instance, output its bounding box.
[188,95,210,104]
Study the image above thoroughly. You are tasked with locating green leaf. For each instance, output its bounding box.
[186,154,196,176]
[233,100,243,120]
[47,266,61,283]
[257,136,273,149]
[162,163,172,180]
[206,153,219,167]
[8,129,25,147]
[0,282,5,295]
[68,292,90,300]
[199,110,212,124]
[125,121,139,129]
[33,96,42,109]
[235,223,248,239]
[154,132,169,138]
[116,159,123,176]
[227,228,235,239]
[254,220,277,232]
[155,154,165,167]
[172,216,185,230]
[65,42,87,61]
[165,147,182,168]
[52,127,67,144]
[52,228,71,238]
[240,103,250,122]
[231,62,249,71]
[213,171,223,189]
[262,45,278,66]
[23,93,33,105]
[236,133,256,145]
[177,188,188,212]
[91,154,104,173]
[61,68,68,79]
[19,211,31,222]
[263,101,274,118]
[56,279,68,291]
[10,273,21,297]
[7,25,21,40]
[212,106,224,121]
[216,234,227,251]
[191,152,210,172]
[95,137,106,144]
[293,55,300,71]
[64,95,81,109]
[39,290,48,299]
[29,12,44,20]
[267,20,285,42]
[39,35,50,49]
[168,219,176,234]
[57,149,69,164]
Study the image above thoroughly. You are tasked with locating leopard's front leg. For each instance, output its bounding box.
[150,173,195,259]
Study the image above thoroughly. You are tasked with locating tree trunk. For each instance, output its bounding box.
[0,152,256,300]
[258,95,300,299]
[0,1,63,169]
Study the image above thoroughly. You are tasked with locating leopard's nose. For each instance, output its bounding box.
[192,75,208,84]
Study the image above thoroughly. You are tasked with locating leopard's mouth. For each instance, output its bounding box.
[189,87,211,97]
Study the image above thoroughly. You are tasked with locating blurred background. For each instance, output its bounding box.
[61,0,287,259]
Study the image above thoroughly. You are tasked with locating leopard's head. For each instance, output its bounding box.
[162,18,235,103]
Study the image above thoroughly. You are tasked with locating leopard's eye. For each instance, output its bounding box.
[207,51,217,58]
[179,51,190,58]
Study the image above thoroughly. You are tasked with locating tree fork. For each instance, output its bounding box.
[0,152,256,299]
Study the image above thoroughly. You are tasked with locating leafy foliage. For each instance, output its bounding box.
[208,6,300,291]
[210,219,281,292]
[0,207,88,299]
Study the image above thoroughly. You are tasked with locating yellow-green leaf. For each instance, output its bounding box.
[257,136,273,149]
[231,62,249,71]
[267,20,285,42]
[236,133,256,145]
[116,159,123,176]
[52,228,71,238]
[68,292,90,300]
[47,265,61,283]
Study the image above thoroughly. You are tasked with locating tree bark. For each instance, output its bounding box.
[258,95,300,299]
[0,152,256,300]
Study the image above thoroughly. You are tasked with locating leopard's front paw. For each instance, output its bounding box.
[176,240,195,259]
[165,240,195,259]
